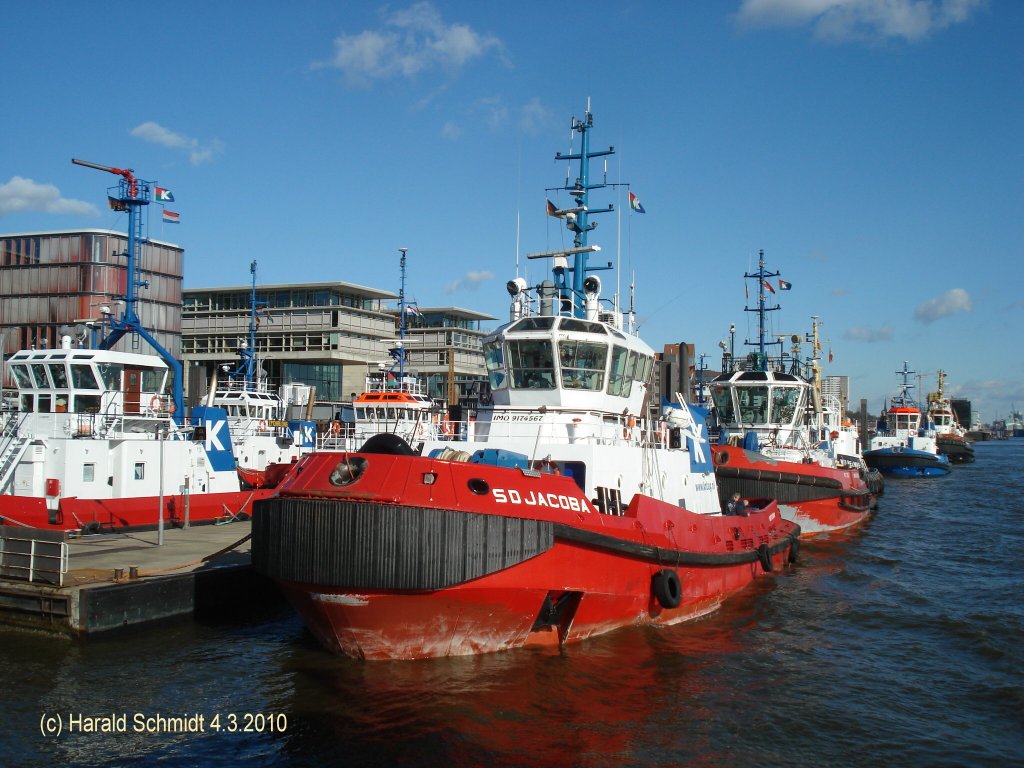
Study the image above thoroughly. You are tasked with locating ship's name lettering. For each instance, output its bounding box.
[492,488,585,512]
[492,413,543,422]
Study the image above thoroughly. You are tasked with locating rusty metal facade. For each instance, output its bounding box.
[0,230,183,387]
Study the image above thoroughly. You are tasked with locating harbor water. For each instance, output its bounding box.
[3,440,1022,767]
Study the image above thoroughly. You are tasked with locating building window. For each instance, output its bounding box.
[134,463,145,481]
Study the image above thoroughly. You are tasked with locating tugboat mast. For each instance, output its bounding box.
[397,247,409,382]
[71,158,184,423]
[743,249,782,370]
[229,260,259,388]
[551,102,615,318]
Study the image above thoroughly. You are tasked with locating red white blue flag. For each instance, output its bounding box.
[162,210,180,223]
[763,280,775,294]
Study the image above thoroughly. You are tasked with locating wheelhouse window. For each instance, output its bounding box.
[558,340,607,390]
[711,386,736,423]
[29,364,51,389]
[47,363,69,388]
[483,340,507,390]
[75,394,101,413]
[141,368,165,392]
[737,386,770,424]
[507,339,555,389]
[70,364,102,390]
[509,317,554,332]
[770,386,802,425]
[10,365,31,389]
[97,364,121,391]
[607,346,628,396]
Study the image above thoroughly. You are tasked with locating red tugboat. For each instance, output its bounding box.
[252,106,800,660]
[709,256,881,537]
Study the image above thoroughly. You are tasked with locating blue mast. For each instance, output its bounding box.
[893,361,917,407]
[228,260,259,388]
[551,105,615,318]
[743,249,781,371]
[397,248,409,382]
[72,158,184,423]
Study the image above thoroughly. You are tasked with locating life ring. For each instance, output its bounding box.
[330,420,342,436]
[830,430,840,440]
[442,419,453,436]
[652,569,682,609]
[622,414,636,440]
[168,403,175,414]
[149,395,161,412]
[757,543,773,573]
[257,420,267,432]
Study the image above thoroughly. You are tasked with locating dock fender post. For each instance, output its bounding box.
[757,543,773,573]
[652,568,682,609]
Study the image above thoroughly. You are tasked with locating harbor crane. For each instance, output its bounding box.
[71,158,184,422]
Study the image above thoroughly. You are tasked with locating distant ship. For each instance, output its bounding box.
[925,370,974,463]
[863,363,951,477]
[1007,407,1024,438]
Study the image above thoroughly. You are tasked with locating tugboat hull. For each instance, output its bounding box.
[253,452,799,661]
[937,435,975,464]
[712,445,879,536]
[863,447,951,477]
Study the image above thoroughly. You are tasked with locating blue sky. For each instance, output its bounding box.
[1,1,1021,424]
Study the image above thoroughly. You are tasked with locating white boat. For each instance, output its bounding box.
[925,370,974,463]
[208,261,316,488]
[0,160,273,532]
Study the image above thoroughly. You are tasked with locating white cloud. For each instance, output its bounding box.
[517,98,550,135]
[130,121,223,166]
[913,288,972,323]
[735,0,987,42]
[441,121,462,140]
[315,2,503,87]
[844,325,894,342]
[444,270,494,294]
[0,176,97,217]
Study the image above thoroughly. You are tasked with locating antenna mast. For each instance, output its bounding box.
[71,158,184,422]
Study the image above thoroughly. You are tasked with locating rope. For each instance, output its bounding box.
[133,532,253,578]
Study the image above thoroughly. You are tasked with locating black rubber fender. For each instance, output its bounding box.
[359,433,416,456]
[652,568,682,609]
[757,543,773,572]
[788,536,800,564]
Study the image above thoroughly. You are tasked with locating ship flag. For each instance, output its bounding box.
[162,210,180,224]
[628,191,646,213]
[154,187,175,203]
[763,279,776,294]
[779,279,792,290]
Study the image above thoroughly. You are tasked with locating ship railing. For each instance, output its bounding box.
[443,411,670,448]
[312,411,701,451]
[0,527,68,586]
